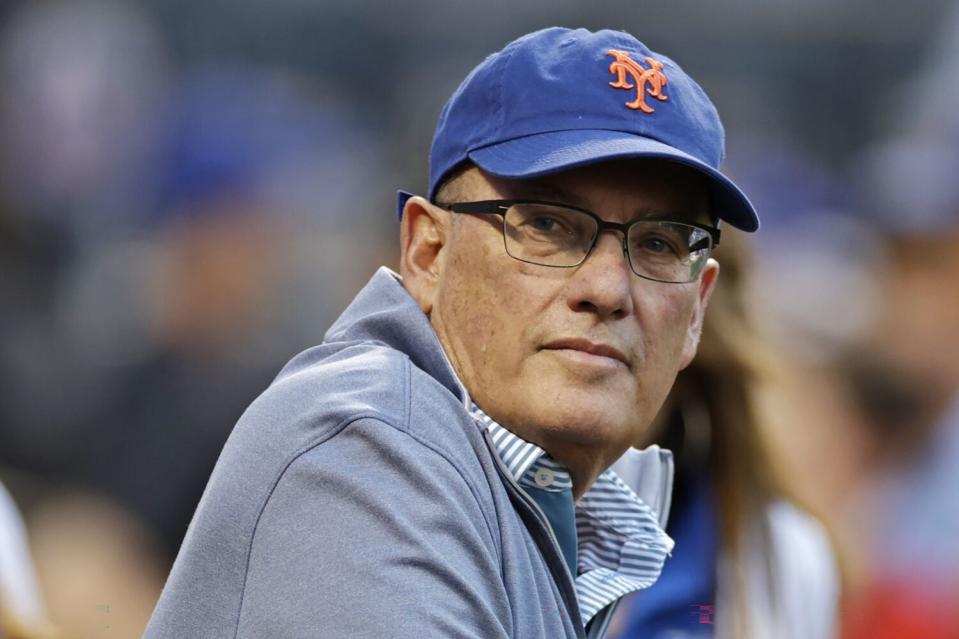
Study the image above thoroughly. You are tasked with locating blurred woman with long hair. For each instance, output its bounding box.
[610,230,840,638]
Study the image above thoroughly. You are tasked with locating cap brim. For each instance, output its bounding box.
[467,129,759,232]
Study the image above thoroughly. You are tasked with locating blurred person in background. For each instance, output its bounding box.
[838,181,959,639]
[0,482,53,639]
[839,9,959,631]
[610,230,839,639]
[0,3,389,635]
[54,64,380,559]
[0,3,173,635]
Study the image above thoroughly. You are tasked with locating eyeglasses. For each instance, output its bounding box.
[435,199,720,284]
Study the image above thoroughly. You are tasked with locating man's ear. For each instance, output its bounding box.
[679,258,720,369]
[399,196,450,315]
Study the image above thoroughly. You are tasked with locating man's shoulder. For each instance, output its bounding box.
[146,339,520,639]
[227,338,478,473]
[236,340,414,448]
[269,339,415,427]
[202,336,497,546]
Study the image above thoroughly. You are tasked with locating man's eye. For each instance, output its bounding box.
[633,233,682,257]
[641,238,669,253]
[529,216,563,232]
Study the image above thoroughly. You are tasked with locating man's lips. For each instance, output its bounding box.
[541,339,630,367]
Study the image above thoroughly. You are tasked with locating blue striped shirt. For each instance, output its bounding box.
[470,404,675,625]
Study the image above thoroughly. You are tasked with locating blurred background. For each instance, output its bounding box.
[0,1,957,636]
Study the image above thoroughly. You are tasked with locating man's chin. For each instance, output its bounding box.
[519,397,635,449]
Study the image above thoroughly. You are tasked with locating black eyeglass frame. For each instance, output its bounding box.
[433,198,721,284]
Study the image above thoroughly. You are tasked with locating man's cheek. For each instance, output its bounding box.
[659,286,699,327]
[643,294,696,361]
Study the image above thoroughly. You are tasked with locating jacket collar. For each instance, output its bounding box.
[323,267,469,405]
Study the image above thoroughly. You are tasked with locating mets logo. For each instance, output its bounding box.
[606,49,669,113]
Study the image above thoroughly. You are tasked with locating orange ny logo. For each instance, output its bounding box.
[606,49,669,113]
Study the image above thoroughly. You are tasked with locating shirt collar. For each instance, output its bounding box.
[472,406,548,481]
[468,402,675,624]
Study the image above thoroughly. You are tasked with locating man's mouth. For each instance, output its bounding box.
[541,338,630,368]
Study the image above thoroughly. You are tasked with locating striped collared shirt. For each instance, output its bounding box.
[470,404,675,625]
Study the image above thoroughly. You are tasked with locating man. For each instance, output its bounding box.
[146,27,758,638]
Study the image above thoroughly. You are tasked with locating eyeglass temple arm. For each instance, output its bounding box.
[435,201,509,214]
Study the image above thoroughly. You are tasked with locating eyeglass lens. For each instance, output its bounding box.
[502,203,711,283]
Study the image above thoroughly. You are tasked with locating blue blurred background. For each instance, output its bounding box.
[1,1,958,636]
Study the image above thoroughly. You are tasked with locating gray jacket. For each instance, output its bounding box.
[146,268,665,638]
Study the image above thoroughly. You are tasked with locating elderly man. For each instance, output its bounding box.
[147,27,758,639]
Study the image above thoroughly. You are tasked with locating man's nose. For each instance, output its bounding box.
[566,231,634,319]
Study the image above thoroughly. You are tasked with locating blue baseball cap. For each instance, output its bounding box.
[400,27,758,232]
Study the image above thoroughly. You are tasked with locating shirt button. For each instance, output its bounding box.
[534,468,555,487]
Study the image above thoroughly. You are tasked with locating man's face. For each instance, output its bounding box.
[423,159,717,479]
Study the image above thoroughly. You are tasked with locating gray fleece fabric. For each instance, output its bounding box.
[145,267,587,638]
